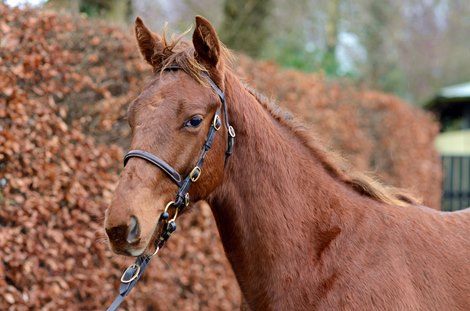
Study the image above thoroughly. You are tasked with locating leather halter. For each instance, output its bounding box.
[107,66,235,311]
[123,65,235,208]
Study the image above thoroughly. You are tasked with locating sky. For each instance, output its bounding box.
[5,0,45,6]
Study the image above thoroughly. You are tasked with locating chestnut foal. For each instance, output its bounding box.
[105,16,470,310]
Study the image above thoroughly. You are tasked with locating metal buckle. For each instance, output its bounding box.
[228,125,236,137]
[189,166,201,182]
[184,193,190,207]
[120,263,140,283]
[213,114,221,131]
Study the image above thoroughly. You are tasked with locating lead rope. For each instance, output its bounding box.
[106,67,235,311]
[106,253,152,311]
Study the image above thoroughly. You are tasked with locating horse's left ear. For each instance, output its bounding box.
[193,16,222,72]
[135,17,164,68]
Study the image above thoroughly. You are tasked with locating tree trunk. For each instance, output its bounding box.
[220,0,272,57]
[104,0,133,23]
[324,0,340,73]
[362,1,391,88]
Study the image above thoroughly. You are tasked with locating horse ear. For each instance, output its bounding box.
[193,16,221,70]
[134,17,163,67]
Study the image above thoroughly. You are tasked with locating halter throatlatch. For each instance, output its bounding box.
[107,66,235,311]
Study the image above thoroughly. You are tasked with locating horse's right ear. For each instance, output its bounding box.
[134,17,163,67]
[193,16,221,70]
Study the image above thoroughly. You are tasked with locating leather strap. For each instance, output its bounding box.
[106,255,152,311]
[200,71,235,159]
[124,150,182,186]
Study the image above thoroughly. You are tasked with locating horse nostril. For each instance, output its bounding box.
[126,216,140,244]
[105,225,127,243]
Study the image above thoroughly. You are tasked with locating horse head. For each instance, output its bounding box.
[104,16,231,256]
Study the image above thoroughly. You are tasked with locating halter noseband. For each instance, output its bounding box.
[123,65,235,208]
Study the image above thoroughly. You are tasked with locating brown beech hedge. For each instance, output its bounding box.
[0,4,441,310]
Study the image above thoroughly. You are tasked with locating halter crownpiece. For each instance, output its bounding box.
[107,65,235,311]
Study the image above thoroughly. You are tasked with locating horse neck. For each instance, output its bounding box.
[208,71,368,304]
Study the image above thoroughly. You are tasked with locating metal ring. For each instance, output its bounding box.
[189,166,201,182]
[228,125,236,137]
[120,263,140,283]
[213,114,221,131]
[163,200,179,222]
[169,209,179,222]
[150,246,160,257]
[163,201,175,213]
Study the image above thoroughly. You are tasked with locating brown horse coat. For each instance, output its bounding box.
[105,16,470,310]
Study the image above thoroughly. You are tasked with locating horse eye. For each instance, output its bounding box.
[184,115,203,128]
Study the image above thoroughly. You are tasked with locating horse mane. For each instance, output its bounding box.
[245,88,421,207]
[149,32,421,207]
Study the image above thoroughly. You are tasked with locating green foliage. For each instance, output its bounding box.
[378,66,408,100]
[261,37,357,79]
[79,1,100,17]
[320,50,340,76]
[261,38,319,72]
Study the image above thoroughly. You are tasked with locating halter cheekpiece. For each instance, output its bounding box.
[107,65,235,311]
